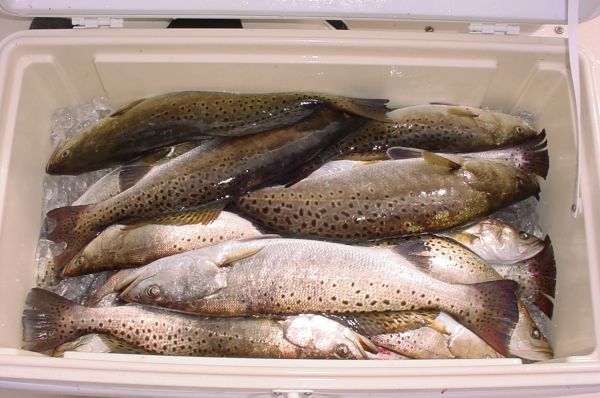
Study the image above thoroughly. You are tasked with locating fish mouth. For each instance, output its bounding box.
[343,328,379,359]
[515,347,554,361]
[115,267,156,301]
[523,240,545,258]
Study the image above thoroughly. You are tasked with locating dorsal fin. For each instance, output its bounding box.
[422,151,462,170]
[109,98,146,118]
[448,106,479,118]
[118,165,153,191]
[121,202,228,230]
[333,311,441,336]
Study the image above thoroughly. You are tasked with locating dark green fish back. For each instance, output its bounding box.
[46,91,389,174]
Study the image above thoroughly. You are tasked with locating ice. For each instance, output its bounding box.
[50,97,112,146]
[490,197,544,239]
[37,98,115,294]
[48,271,112,305]
[515,111,536,129]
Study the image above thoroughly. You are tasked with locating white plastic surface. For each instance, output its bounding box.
[0,27,599,396]
[1,0,600,23]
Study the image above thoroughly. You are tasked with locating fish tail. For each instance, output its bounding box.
[521,236,556,318]
[46,204,97,269]
[455,280,519,356]
[22,288,83,352]
[328,97,391,122]
[516,129,549,179]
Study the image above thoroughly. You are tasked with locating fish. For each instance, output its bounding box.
[23,288,381,359]
[440,218,545,264]
[62,211,264,277]
[116,237,520,356]
[73,143,204,206]
[332,311,503,359]
[490,237,556,318]
[385,235,553,360]
[46,91,390,174]
[304,104,538,162]
[46,108,364,270]
[385,129,549,179]
[233,151,540,242]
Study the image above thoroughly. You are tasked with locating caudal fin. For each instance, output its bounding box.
[329,97,392,122]
[22,288,83,352]
[46,204,98,270]
[511,129,549,179]
[455,280,519,356]
[521,236,556,318]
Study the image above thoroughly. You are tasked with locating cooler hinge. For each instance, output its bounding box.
[71,17,124,29]
[468,22,520,35]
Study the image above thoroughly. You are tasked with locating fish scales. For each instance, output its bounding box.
[295,105,538,171]
[46,91,390,174]
[118,238,520,355]
[62,212,263,276]
[234,157,539,241]
[23,288,377,359]
[47,109,363,269]
[379,235,553,360]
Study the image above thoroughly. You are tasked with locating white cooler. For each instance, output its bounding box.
[1,1,600,397]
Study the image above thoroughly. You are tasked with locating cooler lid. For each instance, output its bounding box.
[0,0,599,23]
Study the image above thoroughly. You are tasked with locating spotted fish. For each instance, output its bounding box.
[382,235,553,360]
[46,91,390,174]
[333,311,503,359]
[46,108,364,270]
[233,151,540,242]
[116,237,520,356]
[23,288,381,359]
[300,104,538,165]
[62,211,263,277]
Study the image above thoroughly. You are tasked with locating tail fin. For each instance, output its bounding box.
[329,97,391,122]
[521,236,556,318]
[46,204,98,270]
[455,280,519,356]
[22,288,83,352]
[512,129,549,179]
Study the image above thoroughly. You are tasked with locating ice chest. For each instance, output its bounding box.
[1,1,600,396]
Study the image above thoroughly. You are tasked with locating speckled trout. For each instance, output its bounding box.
[233,152,540,241]
[117,237,520,356]
[46,91,390,174]
[46,108,364,270]
[23,288,380,359]
[62,211,263,277]
[297,105,538,167]
[378,235,553,360]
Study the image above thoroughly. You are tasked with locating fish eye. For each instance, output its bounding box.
[145,285,161,298]
[76,256,87,267]
[519,232,530,240]
[61,149,70,159]
[334,343,351,358]
[531,327,541,339]
[515,126,524,133]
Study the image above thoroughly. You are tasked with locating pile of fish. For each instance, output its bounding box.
[23,91,556,361]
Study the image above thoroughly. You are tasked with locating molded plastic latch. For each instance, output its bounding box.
[71,17,124,29]
[469,22,520,35]
[272,390,314,398]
